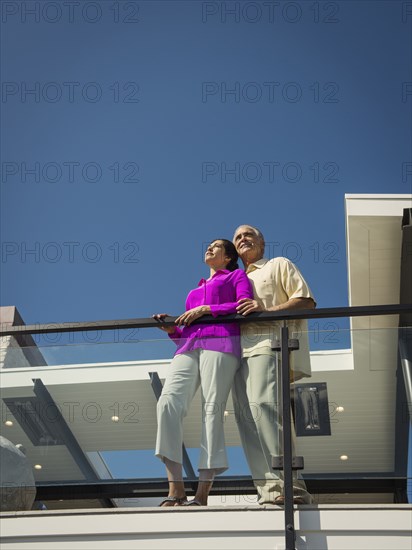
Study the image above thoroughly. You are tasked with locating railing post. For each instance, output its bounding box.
[281,324,296,550]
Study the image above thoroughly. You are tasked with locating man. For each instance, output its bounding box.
[232,225,316,505]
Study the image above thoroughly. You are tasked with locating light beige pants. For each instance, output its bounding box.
[155,349,239,474]
[232,353,312,503]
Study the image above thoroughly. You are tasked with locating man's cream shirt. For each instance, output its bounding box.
[241,257,315,380]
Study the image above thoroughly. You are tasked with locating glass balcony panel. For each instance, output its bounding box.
[294,325,411,482]
[0,335,251,485]
[1,326,410,501]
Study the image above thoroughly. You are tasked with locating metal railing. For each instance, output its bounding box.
[1,303,408,336]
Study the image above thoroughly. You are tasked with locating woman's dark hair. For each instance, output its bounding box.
[212,239,239,272]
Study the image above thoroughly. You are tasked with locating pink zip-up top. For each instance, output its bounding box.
[169,269,253,357]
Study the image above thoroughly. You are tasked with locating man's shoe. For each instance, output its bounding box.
[273,495,306,505]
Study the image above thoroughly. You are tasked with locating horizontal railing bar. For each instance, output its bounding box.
[34,476,407,501]
[1,304,411,337]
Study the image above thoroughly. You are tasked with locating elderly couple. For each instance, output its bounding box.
[153,225,315,507]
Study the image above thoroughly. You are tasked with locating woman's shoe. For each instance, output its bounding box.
[159,496,188,507]
[182,499,203,506]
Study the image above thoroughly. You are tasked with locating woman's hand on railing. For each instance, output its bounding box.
[152,314,177,334]
[175,306,211,327]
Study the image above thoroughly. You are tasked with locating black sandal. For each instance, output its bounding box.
[182,499,203,506]
[159,496,188,507]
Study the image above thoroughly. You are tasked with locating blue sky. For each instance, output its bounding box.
[1,1,411,480]
[2,0,410,332]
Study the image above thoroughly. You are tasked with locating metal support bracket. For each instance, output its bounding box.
[271,338,300,352]
[271,456,305,470]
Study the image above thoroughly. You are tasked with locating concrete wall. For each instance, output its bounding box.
[1,505,411,550]
[0,306,46,370]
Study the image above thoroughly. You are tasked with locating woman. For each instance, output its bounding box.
[153,239,253,507]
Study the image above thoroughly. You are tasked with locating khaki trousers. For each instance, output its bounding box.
[232,353,312,503]
[155,349,239,474]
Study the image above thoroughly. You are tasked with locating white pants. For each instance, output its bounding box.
[155,349,239,474]
[232,354,312,503]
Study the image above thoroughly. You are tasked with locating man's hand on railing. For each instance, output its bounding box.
[236,298,262,316]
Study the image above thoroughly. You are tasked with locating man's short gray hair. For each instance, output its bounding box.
[234,224,265,243]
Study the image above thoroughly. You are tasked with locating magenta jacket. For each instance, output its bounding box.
[169,269,253,357]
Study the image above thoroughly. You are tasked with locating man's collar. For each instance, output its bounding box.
[245,257,268,273]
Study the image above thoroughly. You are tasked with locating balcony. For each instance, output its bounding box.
[0,304,411,549]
